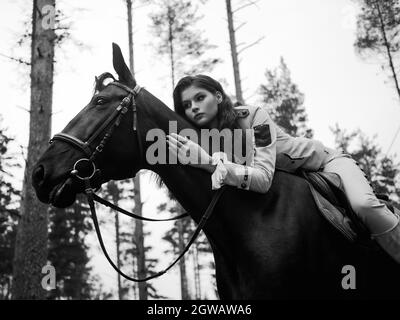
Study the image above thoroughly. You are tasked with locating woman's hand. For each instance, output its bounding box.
[166,133,216,173]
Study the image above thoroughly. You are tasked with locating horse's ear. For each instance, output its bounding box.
[112,43,135,87]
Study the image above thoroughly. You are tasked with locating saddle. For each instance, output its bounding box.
[299,170,399,245]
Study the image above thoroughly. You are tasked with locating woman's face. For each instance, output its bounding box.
[181,85,220,129]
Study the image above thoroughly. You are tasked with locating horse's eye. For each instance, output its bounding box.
[96,98,107,105]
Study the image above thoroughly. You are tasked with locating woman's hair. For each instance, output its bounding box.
[173,74,240,130]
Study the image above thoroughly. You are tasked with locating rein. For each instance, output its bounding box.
[49,81,226,282]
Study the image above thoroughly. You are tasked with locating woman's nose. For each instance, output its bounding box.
[191,103,199,113]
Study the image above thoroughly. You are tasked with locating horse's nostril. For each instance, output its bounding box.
[32,165,45,187]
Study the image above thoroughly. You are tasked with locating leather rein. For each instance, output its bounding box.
[49,81,225,282]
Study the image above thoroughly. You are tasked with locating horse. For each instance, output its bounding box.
[32,43,400,299]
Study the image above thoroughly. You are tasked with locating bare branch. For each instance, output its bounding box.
[50,109,62,116]
[0,52,30,66]
[237,36,265,55]
[233,0,260,14]
[385,124,400,156]
[374,0,400,104]
[234,22,247,33]
[19,144,27,166]
[247,0,261,7]
[54,26,70,31]
[15,105,30,113]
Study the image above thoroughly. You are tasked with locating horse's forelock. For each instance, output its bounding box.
[93,72,116,94]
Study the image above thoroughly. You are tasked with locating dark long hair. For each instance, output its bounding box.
[173,75,241,130]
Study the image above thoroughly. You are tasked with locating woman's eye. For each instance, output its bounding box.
[197,95,205,101]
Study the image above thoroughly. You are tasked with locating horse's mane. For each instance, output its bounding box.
[150,171,166,189]
[138,86,201,197]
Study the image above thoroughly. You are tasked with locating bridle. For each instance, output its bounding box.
[50,81,142,180]
[49,81,226,282]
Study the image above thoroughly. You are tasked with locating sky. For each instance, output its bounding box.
[0,0,399,299]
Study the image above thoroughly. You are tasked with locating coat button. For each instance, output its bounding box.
[241,183,247,189]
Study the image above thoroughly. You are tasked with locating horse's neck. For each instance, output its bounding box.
[153,165,213,217]
[137,89,213,220]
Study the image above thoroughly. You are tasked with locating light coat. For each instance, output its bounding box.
[211,105,343,193]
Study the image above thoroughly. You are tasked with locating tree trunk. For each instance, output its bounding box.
[374,0,400,102]
[125,0,147,300]
[225,0,244,104]
[107,181,123,300]
[165,6,189,299]
[115,209,122,300]
[126,0,135,76]
[12,0,55,299]
[168,6,176,90]
[133,178,147,300]
[177,207,190,300]
[192,241,201,299]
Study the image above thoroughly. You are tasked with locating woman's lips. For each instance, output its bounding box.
[194,113,205,120]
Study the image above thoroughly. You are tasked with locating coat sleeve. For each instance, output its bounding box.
[211,107,277,193]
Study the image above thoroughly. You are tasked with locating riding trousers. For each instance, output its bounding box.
[321,155,399,236]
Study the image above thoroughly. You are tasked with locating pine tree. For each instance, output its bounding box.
[12,0,56,299]
[225,0,264,104]
[259,57,313,138]
[149,0,220,299]
[101,179,164,299]
[354,0,400,156]
[124,0,150,300]
[149,0,221,90]
[157,200,213,300]
[331,124,400,202]
[0,121,21,300]
[226,0,244,104]
[103,181,124,299]
[191,241,201,300]
[47,195,93,299]
[161,208,192,300]
[354,0,400,101]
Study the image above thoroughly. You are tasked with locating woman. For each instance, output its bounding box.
[167,74,400,263]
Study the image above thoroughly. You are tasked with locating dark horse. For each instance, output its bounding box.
[32,44,399,299]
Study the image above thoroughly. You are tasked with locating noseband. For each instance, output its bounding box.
[48,81,226,282]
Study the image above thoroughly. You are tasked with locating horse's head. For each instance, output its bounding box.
[32,43,143,208]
